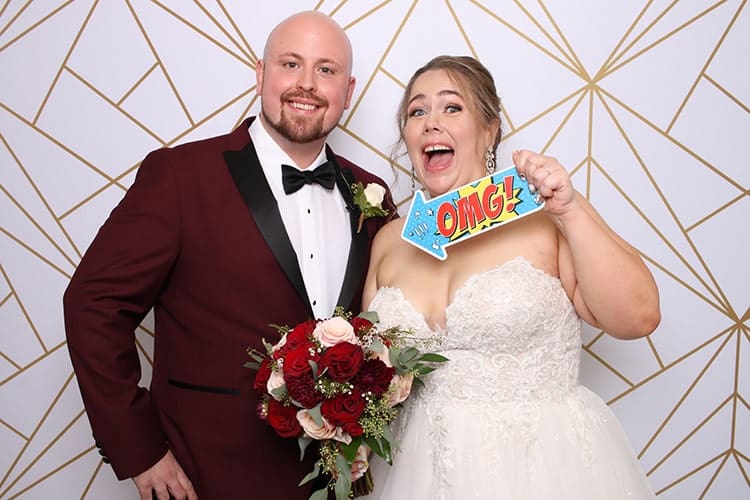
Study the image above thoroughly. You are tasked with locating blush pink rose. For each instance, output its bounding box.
[296,410,352,444]
[266,369,286,401]
[387,373,414,407]
[313,317,356,347]
[369,344,393,367]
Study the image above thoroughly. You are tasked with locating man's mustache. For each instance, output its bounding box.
[281,90,328,107]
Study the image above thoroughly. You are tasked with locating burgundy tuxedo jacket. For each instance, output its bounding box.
[63,117,397,498]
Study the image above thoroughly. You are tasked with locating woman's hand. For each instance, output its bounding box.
[513,149,577,218]
[351,444,370,481]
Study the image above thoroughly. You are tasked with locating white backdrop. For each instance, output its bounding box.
[1,1,748,498]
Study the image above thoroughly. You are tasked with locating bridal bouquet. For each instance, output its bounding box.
[245,308,446,500]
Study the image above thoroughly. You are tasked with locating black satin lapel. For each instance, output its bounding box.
[329,152,369,311]
[224,144,312,315]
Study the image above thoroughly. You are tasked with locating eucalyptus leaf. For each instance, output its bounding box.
[334,454,352,500]
[309,359,318,379]
[382,425,396,461]
[309,403,323,426]
[270,386,287,398]
[398,347,419,365]
[309,487,328,500]
[243,361,260,370]
[262,338,275,354]
[299,460,321,485]
[298,436,313,460]
[369,337,385,354]
[388,347,401,368]
[358,310,379,323]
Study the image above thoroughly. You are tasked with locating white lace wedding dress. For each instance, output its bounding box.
[364,257,655,500]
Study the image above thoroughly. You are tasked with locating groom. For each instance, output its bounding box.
[63,11,396,499]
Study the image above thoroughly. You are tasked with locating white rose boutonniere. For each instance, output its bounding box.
[352,182,389,233]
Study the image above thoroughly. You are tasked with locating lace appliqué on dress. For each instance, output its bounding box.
[370,257,603,495]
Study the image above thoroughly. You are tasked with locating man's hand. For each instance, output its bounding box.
[133,450,197,500]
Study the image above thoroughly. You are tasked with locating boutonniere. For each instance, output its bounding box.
[351,182,389,233]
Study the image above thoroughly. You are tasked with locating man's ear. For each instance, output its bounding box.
[255,59,265,95]
[344,76,356,109]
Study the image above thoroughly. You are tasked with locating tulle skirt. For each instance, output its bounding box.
[364,386,655,500]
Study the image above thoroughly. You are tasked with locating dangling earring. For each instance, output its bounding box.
[411,166,416,190]
[485,147,496,175]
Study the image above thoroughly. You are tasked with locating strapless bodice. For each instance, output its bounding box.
[370,256,581,404]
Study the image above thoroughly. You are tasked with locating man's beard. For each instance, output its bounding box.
[263,92,333,144]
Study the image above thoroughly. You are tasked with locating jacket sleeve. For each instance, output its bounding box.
[63,148,180,479]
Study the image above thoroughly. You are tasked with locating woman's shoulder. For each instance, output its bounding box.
[374,216,406,243]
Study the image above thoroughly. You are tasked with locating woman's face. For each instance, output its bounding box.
[403,69,495,197]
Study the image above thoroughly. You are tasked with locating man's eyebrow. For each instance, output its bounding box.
[277,52,342,67]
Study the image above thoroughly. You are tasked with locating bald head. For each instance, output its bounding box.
[255,10,357,164]
[264,11,353,75]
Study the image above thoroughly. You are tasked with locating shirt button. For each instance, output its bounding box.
[310,253,314,259]
[312,300,317,306]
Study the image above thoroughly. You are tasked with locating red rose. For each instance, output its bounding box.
[286,374,324,408]
[321,392,366,426]
[343,421,364,437]
[266,399,301,438]
[350,317,373,337]
[283,342,319,379]
[253,358,272,391]
[287,320,317,347]
[353,359,395,396]
[319,342,364,382]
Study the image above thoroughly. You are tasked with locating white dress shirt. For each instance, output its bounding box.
[249,119,352,318]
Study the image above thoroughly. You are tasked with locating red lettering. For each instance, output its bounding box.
[455,192,486,232]
[482,184,502,219]
[437,202,457,238]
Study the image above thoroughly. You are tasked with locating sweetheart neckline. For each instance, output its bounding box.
[373,256,561,333]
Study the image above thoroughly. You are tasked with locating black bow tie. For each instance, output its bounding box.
[281,162,337,194]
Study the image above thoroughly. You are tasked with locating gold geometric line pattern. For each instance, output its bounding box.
[0,371,78,494]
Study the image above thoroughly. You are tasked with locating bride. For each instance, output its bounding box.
[360,55,660,499]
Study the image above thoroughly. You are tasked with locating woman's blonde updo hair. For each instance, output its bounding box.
[395,55,502,155]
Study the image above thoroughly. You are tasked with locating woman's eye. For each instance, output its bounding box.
[446,104,462,113]
[408,108,426,118]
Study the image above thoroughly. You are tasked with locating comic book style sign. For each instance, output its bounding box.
[401,165,544,260]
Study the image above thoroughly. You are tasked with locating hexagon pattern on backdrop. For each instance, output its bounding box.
[0,1,748,498]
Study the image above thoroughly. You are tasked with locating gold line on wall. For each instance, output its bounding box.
[216,0,257,63]
[126,0,195,126]
[604,0,728,77]
[342,0,419,129]
[0,0,74,52]
[595,92,735,314]
[189,0,254,63]
[150,0,254,67]
[599,0,679,76]
[0,135,80,265]
[64,66,167,144]
[703,72,750,113]
[665,1,745,134]
[0,372,79,494]
[31,0,97,127]
[470,0,582,77]
[117,62,160,107]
